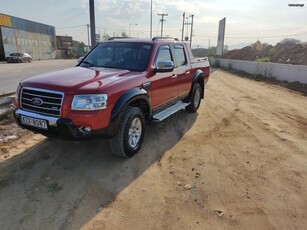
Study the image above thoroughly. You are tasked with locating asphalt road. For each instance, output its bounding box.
[0,59,77,95]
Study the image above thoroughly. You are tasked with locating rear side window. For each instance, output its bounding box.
[154,45,172,68]
[173,45,187,68]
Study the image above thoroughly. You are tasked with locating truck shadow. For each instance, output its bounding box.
[0,110,197,229]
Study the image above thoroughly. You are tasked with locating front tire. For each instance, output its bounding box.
[110,107,145,158]
[186,83,202,113]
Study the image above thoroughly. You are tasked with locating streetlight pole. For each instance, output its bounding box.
[150,0,153,38]
[87,24,90,47]
[190,14,194,47]
[129,23,137,37]
[181,12,185,41]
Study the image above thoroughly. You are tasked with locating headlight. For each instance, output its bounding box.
[71,94,108,110]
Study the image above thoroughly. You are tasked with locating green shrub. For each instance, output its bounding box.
[209,57,220,68]
[268,48,276,57]
[256,57,270,62]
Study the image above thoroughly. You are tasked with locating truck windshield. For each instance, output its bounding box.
[80,42,153,72]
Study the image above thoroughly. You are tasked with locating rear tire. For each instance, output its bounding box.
[186,83,202,113]
[110,107,145,158]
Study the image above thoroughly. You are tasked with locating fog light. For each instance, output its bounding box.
[83,127,92,134]
[78,126,92,135]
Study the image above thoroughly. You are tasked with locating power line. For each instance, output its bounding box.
[56,25,307,42]
[57,25,87,29]
[58,24,182,34]
[195,31,307,39]
[72,27,87,38]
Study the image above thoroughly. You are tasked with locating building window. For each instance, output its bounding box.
[3,37,8,44]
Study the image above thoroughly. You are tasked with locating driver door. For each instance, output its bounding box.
[150,45,178,110]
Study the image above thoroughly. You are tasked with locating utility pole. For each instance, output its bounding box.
[87,24,90,47]
[183,14,194,47]
[157,13,168,37]
[181,12,185,41]
[89,0,96,49]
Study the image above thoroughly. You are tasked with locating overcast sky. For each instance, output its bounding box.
[1,0,307,49]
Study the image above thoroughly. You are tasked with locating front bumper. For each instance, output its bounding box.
[14,109,107,139]
[7,58,20,62]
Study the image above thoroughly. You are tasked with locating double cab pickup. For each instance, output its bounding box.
[13,37,210,158]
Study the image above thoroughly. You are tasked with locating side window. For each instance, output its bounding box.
[173,45,187,68]
[154,45,172,68]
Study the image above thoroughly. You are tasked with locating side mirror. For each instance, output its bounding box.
[154,61,174,73]
[77,57,84,63]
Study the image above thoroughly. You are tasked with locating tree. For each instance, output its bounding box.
[102,33,111,41]
[121,32,128,37]
[72,40,87,58]
[224,45,229,54]
[208,46,217,57]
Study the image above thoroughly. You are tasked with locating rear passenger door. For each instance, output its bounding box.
[171,44,193,98]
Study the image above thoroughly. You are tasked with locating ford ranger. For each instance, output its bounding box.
[13,37,210,158]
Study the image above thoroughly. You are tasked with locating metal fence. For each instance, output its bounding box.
[216,59,307,84]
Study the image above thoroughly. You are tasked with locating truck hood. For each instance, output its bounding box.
[21,67,133,94]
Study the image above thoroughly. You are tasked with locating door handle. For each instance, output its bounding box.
[171,74,178,79]
[185,71,190,74]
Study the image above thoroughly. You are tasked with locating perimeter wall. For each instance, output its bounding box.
[216,59,307,84]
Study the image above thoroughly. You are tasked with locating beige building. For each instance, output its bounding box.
[0,13,56,61]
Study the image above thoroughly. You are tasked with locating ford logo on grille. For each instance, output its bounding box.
[31,97,44,106]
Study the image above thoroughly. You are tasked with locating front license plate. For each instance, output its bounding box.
[20,115,48,130]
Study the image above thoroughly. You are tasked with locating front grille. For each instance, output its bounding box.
[21,87,64,117]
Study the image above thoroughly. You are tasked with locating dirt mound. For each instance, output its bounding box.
[224,41,307,66]
[225,46,255,61]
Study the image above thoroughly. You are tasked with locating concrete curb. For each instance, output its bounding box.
[0,92,14,98]
[0,97,13,106]
[0,95,14,115]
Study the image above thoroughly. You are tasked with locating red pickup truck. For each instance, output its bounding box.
[13,37,210,158]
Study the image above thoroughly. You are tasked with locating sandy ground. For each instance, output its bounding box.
[0,69,306,230]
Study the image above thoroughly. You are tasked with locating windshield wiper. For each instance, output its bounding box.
[101,65,119,69]
[81,61,96,67]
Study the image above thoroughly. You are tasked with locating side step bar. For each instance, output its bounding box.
[152,101,190,122]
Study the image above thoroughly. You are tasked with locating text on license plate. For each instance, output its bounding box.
[20,116,48,130]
